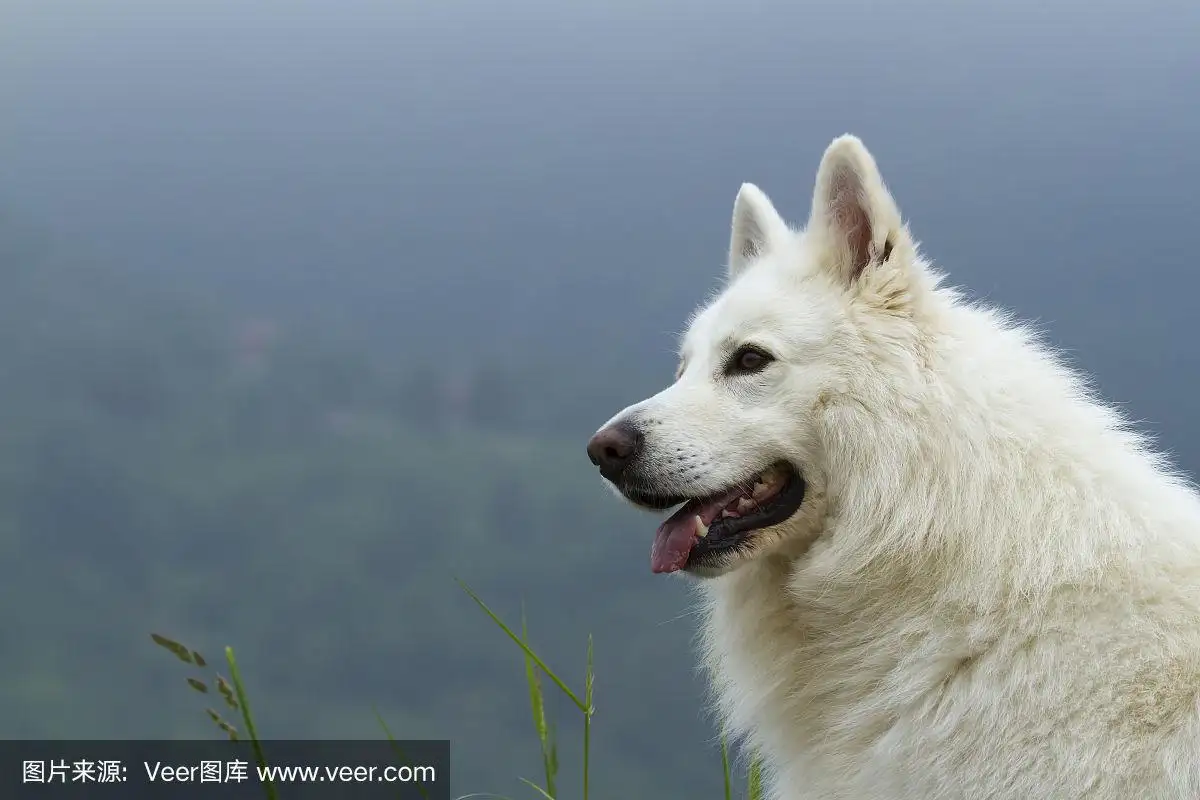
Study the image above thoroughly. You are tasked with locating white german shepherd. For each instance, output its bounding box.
[587,135,1200,799]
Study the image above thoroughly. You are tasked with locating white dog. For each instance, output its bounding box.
[586,135,1200,799]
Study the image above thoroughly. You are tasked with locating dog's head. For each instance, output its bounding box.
[588,135,930,577]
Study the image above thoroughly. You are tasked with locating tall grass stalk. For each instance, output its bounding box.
[458,580,592,799]
[153,579,766,799]
[747,754,764,800]
[225,646,278,800]
[721,736,733,800]
[521,606,558,797]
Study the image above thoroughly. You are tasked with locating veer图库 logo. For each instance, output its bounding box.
[8,739,449,798]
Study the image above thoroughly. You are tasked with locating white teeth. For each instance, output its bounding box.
[752,482,769,499]
[695,516,708,537]
[737,498,755,513]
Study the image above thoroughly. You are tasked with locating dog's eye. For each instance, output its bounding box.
[727,346,773,375]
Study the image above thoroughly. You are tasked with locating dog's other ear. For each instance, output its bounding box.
[807,135,906,287]
[728,183,790,279]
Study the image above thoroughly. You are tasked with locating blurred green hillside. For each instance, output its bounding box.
[0,219,736,798]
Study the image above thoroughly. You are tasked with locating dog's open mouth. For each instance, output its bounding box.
[635,462,806,574]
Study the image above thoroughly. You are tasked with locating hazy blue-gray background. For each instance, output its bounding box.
[2,0,1198,795]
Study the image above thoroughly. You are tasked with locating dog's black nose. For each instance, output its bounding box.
[587,422,643,481]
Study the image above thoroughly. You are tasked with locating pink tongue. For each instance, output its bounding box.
[651,487,745,573]
[651,507,700,573]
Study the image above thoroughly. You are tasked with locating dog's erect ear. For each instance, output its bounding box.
[807,135,905,287]
[728,183,790,279]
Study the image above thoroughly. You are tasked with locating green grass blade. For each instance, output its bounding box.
[374,709,431,800]
[747,753,763,800]
[582,634,594,800]
[518,777,556,800]
[720,735,732,800]
[457,580,586,712]
[521,607,556,798]
[224,647,276,800]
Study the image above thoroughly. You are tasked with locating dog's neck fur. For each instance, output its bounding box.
[694,270,1200,783]
[808,268,1191,600]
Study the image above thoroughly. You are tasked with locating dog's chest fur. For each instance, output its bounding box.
[697,552,1200,800]
[700,556,948,797]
